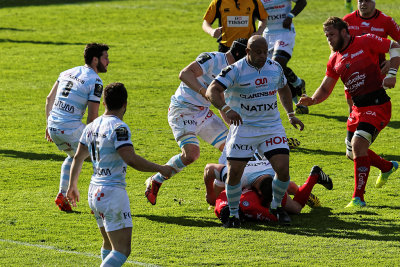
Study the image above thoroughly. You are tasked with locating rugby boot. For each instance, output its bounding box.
[345,197,366,208]
[311,165,333,190]
[55,193,72,212]
[145,176,162,205]
[306,193,321,208]
[375,161,399,188]
[270,207,291,226]
[222,216,241,228]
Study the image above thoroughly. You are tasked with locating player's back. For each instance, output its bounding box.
[171,52,228,108]
[48,66,103,129]
[81,115,132,188]
[262,0,294,33]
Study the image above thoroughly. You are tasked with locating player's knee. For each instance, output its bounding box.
[182,151,199,165]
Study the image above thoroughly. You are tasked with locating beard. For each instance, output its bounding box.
[97,60,107,73]
[331,34,345,52]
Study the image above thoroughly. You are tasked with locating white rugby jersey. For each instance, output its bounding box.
[80,115,133,188]
[48,66,103,130]
[260,0,297,33]
[215,57,287,128]
[218,151,274,188]
[170,52,229,108]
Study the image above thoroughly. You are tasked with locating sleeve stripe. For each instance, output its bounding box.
[116,143,133,150]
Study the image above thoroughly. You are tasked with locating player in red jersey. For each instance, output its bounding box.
[343,0,400,111]
[298,17,400,208]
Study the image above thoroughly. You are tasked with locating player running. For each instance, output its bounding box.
[67,83,173,266]
[45,43,109,212]
[260,0,309,114]
[298,17,400,208]
[144,39,248,205]
[206,35,304,227]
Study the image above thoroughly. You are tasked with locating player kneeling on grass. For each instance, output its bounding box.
[67,83,173,267]
[204,152,333,225]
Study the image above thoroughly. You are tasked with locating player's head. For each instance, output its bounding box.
[358,0,376,17]
[84,43,109,73]
[104,82,127,111]
[323,17,349,52]
[246,35,268,69]
[229,38,248,61]
[257,175,273,206]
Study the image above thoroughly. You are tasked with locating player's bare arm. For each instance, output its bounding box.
[254,19,268,36]
[117,145,174,178]
[86,101,100,124]
[297,76,337,106]
[179,61,207,98]
[45,81,59,142]
[206,80,243,126]
[67,143,90,207]
[278,84,304,131]
[383,41,400,89]
[202,20,222,39]
[283,0,307,29]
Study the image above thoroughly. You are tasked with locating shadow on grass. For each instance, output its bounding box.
[0,27,33,31]
[137,207,400,242]
[0,39,86,45]
[0,149,66,161]
[306,113,348,123]
[0,0,125,8]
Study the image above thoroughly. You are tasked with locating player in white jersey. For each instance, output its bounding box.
[45,43,109,212]
[206,35,304,227]
[67,83,173,266]
[260,0,309,114]
[145,39,248,205]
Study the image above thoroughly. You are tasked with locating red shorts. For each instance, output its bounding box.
[347,102,391,133]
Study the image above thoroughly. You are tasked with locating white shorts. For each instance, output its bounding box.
[88,184,133,232]
[168,105,228,148]
[216,164,275,188]
[263,30,296,58]
[225,124,289,160]
[48,123,85,157]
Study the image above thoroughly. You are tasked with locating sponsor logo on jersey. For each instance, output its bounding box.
[227,16,249,27]
[268,13,287,21]
[255,77,268,87]
[95,167,112,176]
[241,101,277,112]
[231,144,254,150]
[224,8,230,12]
[116,127,129,141]
[351,49,364,59]
[239,90,277,99]
[242,201,250,207]
[371,27,384,32]
[94,84,103,97]
[265,136,287,146]
[123,212,131,219]
[183,120,197,126]
[64,73,85,84]
[361,22,370,27]
[348,26,359,30]
[345,72,366,93]
[54,99,75,113]
[246,161,270,167]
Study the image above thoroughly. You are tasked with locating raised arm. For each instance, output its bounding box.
[179,61,207,98]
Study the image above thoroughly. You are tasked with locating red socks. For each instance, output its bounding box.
[293,174,318,207]
[368,149,392,173]
[353,156,370,201]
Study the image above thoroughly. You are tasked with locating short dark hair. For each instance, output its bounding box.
[259,176,273,206]
[104,82,127,110]
[84,43,109,65]
[323,16,349,34]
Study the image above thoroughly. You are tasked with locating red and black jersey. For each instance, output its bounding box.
[326,34,391,98]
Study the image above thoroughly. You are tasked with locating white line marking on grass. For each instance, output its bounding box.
[0,239,159,266]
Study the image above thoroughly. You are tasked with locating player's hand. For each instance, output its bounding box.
[226,110,243,126]
[45,127,53,142]
[383,76,396,89]
[289,116,304,131]
[210,27,222,39]
[380,60,390,76]
[159,165,176,179]
[282,17,292,29]
[205,192,216,206]
[66,186,79,207]
[297,95,315,106]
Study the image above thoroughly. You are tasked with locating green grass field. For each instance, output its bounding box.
[1,0,400,265]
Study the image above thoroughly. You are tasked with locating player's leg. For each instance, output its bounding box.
[101,227,132,266]
[204,163,226,206]
[99,227,112,260]
[198,109,228,152]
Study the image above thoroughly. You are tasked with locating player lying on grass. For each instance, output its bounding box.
[204,152,333,224]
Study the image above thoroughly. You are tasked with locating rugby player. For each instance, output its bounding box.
[260,0,309,114]
[67,83,173,266]
[45,43,109,212]
[298,17,400,208]
[206,35,304,227]
[144,39,249,206]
